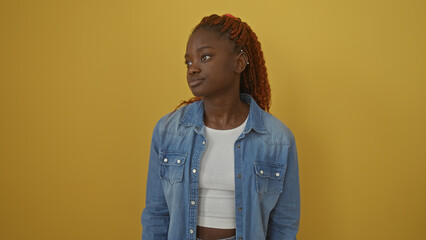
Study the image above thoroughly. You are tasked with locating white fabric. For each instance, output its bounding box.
[198,117,248,229]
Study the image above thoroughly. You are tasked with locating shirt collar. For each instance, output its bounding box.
[179,93,268,135]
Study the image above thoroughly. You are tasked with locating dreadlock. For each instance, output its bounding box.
[177,13,271,112]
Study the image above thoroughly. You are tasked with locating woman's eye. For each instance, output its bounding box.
[185,60,192,66]
[201,55,211,61]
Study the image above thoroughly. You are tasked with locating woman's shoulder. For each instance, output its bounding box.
[154,102,198,134]
[259,110,295,145]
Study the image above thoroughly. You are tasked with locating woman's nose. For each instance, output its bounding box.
[188,63,200,75]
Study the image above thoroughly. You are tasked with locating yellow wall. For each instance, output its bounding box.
[1,0,425,239]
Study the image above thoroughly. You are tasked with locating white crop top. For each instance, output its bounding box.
[197,117,248,229]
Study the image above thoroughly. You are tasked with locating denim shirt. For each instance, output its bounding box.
[141,94,300,240]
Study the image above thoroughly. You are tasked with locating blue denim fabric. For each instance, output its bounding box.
[141,94,300,240]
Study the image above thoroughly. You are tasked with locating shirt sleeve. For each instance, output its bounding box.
[141,120,170,240]
[267,133,301,239]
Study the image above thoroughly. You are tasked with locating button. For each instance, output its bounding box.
[189,229,194,234]
[163,158,168,163]
[191,200,196,205]
[196,126,200,130]
[237,174,242,178]
[236,144,240,148]
[202,141,206,145]
[192,169,197,174]
[259,170,264,175]
[239,237,243,240]
[177,159,181,164]
[275,172,280,177]
[238,207,242,211]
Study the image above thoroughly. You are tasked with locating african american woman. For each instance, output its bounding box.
[141,14,300,240]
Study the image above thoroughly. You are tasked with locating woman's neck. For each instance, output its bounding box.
[202,94,249,130]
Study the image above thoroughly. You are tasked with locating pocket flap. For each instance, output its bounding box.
[159,152,187,166]
[254,162,286,179]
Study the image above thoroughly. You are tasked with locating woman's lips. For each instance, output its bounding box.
[188,78,204,87]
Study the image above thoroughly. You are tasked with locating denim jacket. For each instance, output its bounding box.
[141,94,300,240]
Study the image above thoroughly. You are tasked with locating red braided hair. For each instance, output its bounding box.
[177,14,271,112]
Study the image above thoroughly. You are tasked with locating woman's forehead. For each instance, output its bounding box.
[186,28,233,51]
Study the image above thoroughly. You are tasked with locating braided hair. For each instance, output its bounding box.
[178,14,271,112]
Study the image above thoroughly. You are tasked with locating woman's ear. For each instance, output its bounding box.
[235,50,249,74]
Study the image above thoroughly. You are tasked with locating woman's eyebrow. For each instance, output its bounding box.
[196,46,214,51]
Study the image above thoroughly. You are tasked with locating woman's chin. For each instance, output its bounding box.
[188,86,205,98]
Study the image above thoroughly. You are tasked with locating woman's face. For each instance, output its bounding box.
[184,28,240,98]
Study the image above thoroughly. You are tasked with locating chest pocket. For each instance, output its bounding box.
[254,162,286,196]
[158,152,187,184]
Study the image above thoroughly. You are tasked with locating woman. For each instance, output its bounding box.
[142,14,300,240]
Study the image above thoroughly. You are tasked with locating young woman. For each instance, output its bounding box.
[142,14,300,240]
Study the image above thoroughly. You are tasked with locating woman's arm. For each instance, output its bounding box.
[267,134,301,239]
[141,121,170,240]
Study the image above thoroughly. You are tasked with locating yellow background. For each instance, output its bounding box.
[1,0,425,239]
